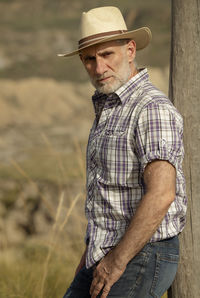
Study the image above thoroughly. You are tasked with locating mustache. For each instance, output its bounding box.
[94,72,114,81]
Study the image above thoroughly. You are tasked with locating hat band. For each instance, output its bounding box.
[78,30,128,49]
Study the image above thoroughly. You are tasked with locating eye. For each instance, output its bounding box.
[84,56,96,63]
[102,51,114,58]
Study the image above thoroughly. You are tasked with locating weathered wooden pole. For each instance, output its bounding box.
[169,0,200,297]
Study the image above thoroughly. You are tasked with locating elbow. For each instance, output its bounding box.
[163,190,176,208]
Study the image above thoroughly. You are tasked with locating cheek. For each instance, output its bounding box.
[112,55,125,70]
[85,64,94,76]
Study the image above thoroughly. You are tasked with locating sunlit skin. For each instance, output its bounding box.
[80,40,138,94]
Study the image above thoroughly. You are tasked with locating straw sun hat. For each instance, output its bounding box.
[58,6,152,57]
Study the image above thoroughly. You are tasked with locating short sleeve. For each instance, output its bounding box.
[134,102,184,174]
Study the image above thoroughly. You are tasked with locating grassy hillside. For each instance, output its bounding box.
[0,0,171,81]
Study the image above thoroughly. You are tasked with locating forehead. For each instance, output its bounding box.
[80,40,124,57]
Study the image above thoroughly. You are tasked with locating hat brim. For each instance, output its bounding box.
[57,27,152,57]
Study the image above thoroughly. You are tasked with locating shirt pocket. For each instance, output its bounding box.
[95,128,139,187]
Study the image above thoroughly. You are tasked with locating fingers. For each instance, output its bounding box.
[90,275,103,297]
[90,279,111,298]
[90,266,108,298]
[90,255,126,298]
[100,284,111,298]
[90,268,104,296]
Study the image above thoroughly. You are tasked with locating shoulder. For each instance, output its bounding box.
[133,80,183,126]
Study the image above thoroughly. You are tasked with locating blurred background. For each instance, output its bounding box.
[0,0,170,297]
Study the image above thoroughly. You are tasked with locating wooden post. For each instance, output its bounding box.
[169,0,200,297]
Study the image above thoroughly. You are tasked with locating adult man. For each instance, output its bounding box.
[59,6,187,298]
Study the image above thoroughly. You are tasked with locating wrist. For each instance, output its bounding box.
[111,245,131,268]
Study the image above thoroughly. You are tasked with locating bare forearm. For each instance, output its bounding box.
[112,161,176,266]
[90,161,176,298]
[113,191,173,266]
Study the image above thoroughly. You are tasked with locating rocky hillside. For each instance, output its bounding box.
[0,0,171,81]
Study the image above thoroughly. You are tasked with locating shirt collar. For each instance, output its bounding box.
[92,90,120,116]
[115,68,149,104]
[92,68,149,114]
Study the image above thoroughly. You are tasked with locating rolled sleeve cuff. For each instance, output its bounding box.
[140,147,180,175]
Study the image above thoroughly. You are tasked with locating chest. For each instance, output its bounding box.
[87,102,142,187]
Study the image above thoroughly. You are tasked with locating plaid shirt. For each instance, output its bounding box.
[85,68,187,268]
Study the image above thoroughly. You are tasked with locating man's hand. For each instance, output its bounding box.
[90,249,126,298]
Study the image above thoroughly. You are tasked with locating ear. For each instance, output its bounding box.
[126,40,136,62]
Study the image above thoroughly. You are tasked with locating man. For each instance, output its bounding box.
[59,6,187,298]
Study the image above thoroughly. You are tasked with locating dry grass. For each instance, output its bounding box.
[0,191,86,298]
[0,134,87,297]
[0,197,85,298]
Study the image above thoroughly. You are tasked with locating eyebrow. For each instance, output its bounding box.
[100,50,114,56]
[82,49,115,60]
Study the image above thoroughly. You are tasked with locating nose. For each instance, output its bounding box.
[95,57,106,75]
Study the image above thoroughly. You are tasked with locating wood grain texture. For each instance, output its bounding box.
[169,0,200,297]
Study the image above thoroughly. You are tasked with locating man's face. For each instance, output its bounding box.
[80,40,136,94]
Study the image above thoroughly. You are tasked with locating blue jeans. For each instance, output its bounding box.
[63,236,179,298]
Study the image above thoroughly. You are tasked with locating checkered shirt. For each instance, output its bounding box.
[85,68,187,268]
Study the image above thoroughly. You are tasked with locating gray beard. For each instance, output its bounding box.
[90,59,132,95]
[94,75,129,94]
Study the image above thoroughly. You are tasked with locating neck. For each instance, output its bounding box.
[129,63,138,80]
